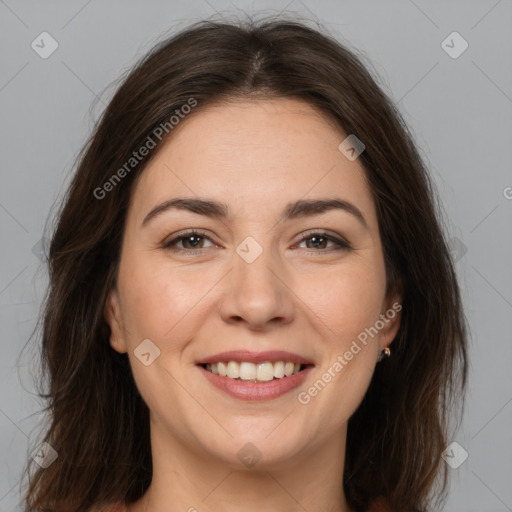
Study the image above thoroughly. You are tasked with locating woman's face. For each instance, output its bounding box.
[106,98,401,469]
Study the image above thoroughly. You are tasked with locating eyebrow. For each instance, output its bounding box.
[142,197,368,229]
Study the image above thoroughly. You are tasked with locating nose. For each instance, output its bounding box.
[217,241,295,331]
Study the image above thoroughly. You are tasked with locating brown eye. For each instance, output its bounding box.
[297,231,351,253]
[163,230,215,252]
[178,234,205,249]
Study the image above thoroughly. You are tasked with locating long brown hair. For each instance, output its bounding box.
[21,15,468,512]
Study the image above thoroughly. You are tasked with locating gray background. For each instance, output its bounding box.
[1,0,511,510]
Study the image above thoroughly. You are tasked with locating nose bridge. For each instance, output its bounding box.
[218,233,294,329]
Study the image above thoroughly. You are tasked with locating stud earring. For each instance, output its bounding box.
[377,346,391,362]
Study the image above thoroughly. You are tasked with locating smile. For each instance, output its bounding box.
[196,350,314,400]
[203,361,308,382]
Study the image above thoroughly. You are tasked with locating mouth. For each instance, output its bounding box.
[200,361,313,383]
[195,350,315,400]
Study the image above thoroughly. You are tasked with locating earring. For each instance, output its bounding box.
[377,346,391,362]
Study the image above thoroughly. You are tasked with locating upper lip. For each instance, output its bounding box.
[196,350,314,366]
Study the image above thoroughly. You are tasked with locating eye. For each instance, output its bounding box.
[295,231,351,253]
[162,230,216,253]
[162,229,351,255]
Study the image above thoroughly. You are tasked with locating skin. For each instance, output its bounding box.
[105,98,401,512]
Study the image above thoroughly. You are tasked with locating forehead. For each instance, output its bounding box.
[130,98,377,228]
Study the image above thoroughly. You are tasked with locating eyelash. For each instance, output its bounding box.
[162,229,351,255]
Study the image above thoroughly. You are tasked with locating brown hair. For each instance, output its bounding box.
[22,15,468,512]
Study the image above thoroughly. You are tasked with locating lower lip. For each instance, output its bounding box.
[198,365,313,401]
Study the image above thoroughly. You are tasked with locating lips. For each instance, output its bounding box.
[196,350,314,366]
[198,364,312,401]
[196,350,315,401]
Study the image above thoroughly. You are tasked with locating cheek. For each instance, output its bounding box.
[118,252,217,345]
[301,259,387,339]
[297,266,384,429]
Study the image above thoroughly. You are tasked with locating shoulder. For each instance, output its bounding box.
[90,502,127,512]
[366,497,391,512]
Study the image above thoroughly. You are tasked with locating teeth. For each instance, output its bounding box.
[218,362,227,377]
[204,361,305,381]
[227,361,239,379]
[273,361,285,378]
[239,362,256,380]
[256,362,274,381]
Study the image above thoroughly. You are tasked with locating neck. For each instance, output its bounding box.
[127,418,353,512]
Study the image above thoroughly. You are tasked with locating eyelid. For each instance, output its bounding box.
[162,228,216,249]
[296,229,351,246]
[162,228,352,253]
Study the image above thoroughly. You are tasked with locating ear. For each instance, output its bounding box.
[104,287,128,354]
[379,292,403,351]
